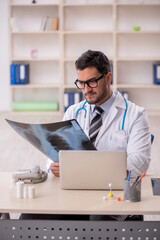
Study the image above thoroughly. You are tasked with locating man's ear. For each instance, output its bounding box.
[107,72,112,84]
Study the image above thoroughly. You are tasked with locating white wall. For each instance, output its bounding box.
[0,0,10,111]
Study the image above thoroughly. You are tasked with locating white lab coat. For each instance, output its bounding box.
[62,91,151,176]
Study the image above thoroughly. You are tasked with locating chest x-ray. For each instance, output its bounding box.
[6,119,96,162]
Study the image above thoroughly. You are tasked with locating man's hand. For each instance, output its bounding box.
[50,162,60,177]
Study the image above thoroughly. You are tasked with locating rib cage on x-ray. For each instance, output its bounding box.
[6,119,96,162]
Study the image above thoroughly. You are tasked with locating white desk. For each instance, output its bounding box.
[0,172,160,239]
[0,172,160,215]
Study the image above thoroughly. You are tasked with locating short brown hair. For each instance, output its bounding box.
[75,50,111,74]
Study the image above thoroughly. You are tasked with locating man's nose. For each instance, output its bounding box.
[83,83,92,92]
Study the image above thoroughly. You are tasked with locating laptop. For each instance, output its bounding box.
[59,151,127,190]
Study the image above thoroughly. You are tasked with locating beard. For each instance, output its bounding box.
[84,88,108,105]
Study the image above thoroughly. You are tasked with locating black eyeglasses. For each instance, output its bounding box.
[74,73,107,89]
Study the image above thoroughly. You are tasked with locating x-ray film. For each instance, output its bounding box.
[6,119,96,162]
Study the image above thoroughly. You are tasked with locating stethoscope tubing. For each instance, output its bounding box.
[75,98,128,131]
[121,97,128,131]
[75,100,87,119]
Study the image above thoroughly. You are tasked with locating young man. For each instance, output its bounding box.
[49,50,151,180]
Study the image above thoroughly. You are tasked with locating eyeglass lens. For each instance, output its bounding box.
[75,74,105,89]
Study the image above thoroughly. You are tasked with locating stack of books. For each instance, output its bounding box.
[40,17,59,31]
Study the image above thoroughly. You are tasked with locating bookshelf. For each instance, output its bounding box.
[8,0,160,118]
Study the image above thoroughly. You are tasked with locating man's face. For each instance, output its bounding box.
[77,67,112,105]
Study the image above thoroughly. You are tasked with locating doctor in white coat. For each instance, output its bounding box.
[49,49,151,178]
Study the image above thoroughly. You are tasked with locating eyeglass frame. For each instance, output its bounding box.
[74,73,107,89]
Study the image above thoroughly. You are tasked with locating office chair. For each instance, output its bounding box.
[151,134,154,145]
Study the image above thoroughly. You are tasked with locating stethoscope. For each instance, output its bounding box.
[75,98,128,131]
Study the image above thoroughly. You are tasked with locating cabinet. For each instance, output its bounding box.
[8,0,160,118]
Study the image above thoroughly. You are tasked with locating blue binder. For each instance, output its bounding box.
[19,64,29,84]
[10,64,29,85]
[10,64,16,85]
[15,65,20,84]
[64,92,83,112]
[153,64,160,85]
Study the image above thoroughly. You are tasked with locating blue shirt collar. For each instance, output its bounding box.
[90,91,116,114]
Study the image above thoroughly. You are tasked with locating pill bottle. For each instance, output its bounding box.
[16,181,24,199]
[9,179,17,198]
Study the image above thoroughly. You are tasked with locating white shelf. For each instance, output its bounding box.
[11,31,60,34]
[11,1,59,7]
[8,0,160,115]
[63,0,113,5]
[11,4,59,7]
[116,31,160,34]
[117,84,160,89]
[64,57,114,62]
[11,84,61,89]
[63,31,113,34]
[63,4,112,6]
[11,58,60,61]
[117,57,160,61]
[117,3,160,6]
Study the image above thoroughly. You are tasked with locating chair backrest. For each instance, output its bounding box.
[151,134,154,144]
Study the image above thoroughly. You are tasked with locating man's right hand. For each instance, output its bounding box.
[50,162,60,177]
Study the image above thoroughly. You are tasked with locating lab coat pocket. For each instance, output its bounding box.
[110,131,128,151]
